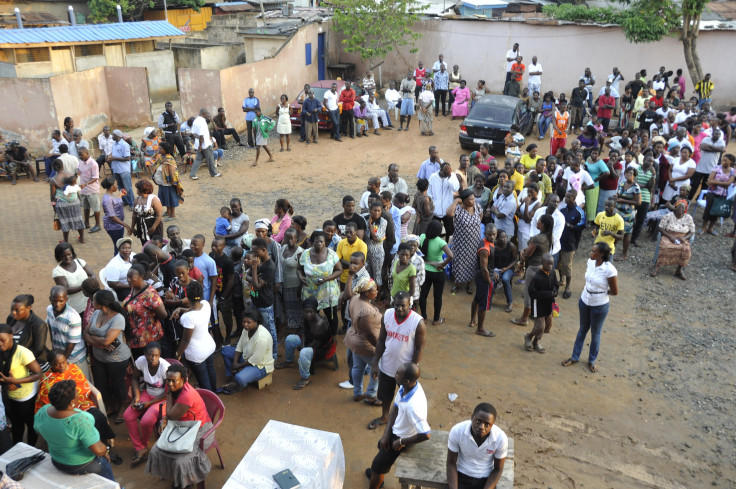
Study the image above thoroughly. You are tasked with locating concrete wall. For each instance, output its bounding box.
[334,20,736,107]
[49,67,110,140]
[0,77,57,153]
[76,55,107,72]
[126,50,178,101]
[0,66,152,154]
[178,22,324,132]
[15,61,55,78]
[244,37,287,63]
[105,66,153,127]
[200,45,243,70]
[0,62,16,78]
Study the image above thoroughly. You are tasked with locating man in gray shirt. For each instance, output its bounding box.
[689,127,725,200]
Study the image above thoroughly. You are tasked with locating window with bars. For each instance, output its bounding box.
[15,47,50,63]
[75,44,103,57]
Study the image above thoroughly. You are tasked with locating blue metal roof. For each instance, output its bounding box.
[0,21,185,45]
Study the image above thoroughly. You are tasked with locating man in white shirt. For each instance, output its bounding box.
[417,146,444,180]
[432,53,448,74]
[45,130,69,178]
[447,402,508,489]
[367,94,393,129]
[527,56,543,95]
[529,194,565,269]
[189,108,221,180]
[504,43,520,89]
[690,127,725,202]
[380,163,408,196]
[674,103,695,125]
[57,143,79,175]
[366,361,430,489]
[428,162,460,239]
[667,127,694,153]
[96,126,114,173]
[491,182,518,238]
[324,82,342,141]
[361,177,381,212]
[384,81,401,121]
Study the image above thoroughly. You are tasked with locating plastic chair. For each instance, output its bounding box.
[195,388,225,470]
[99,267,112,292]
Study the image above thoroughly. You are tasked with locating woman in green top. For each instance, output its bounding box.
[418,220,454,325]
[390,244,417,301]
[630,155,656,246]
[583,147,611,222]
[33,380,115,480]
[0,324,42,446]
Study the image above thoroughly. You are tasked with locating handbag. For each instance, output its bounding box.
[53,217,61,231]
[155,419,201,453]
[552,302,560,318]
[709,196,733,218]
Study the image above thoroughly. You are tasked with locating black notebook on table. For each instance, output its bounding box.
[273,468,301,489]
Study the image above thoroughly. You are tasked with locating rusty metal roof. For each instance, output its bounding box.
[0,20,184,45]
[708,1,736,19]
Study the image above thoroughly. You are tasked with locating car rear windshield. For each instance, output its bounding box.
[471,104,515,121]
[311,87,330,101]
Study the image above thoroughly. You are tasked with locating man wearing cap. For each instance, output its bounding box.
[107,130,134,209]
[189,108,221,180]
[158,101,187,158]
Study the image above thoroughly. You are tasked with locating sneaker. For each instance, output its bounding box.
[213,173,222,178]
[338,380,353,389]
[189,175,199,180]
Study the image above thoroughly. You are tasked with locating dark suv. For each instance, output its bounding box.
[458,94,534,152]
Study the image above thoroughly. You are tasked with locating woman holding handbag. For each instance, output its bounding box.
[145,363,212,489]
[701,153,735,236]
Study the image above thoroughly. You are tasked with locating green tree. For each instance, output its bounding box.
[330,0,428,68]
[88,0,204,23]
[619,0,708,87]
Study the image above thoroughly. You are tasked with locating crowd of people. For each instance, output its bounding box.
[0,45,734,489]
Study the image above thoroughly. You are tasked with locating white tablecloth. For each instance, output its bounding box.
[0,443,120,489]
[223,420,345,489]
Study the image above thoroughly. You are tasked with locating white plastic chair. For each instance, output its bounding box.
[99,266,112,292]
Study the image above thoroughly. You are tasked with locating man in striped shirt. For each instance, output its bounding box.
[694,73,714,109]
[47,285,88,379]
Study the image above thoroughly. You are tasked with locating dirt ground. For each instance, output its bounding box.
[1,114,735,489]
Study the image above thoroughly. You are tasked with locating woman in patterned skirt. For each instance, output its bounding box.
[447,189,482,295]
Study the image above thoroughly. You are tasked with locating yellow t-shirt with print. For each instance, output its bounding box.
[594,211,624,255]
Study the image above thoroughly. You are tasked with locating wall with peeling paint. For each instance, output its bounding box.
[0,66,152,155]
[177,22,328,133]
[0,77,57,153]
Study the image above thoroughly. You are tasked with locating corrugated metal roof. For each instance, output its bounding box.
[0,20,184,45]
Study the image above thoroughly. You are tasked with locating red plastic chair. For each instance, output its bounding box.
[195,388,226,470]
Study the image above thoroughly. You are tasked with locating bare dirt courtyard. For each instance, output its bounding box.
[1,114,734,489]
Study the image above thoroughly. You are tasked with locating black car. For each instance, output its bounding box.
[459,94,534,152]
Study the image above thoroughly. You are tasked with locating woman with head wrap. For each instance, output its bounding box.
[651,199,695,279]
[277,296,336,390]
[446,188,482,295]
[345,277,381,403]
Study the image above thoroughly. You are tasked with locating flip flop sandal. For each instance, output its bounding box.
[363,397,383,406]
[465,285,473,295]
[510,318,527,326]
[292,378,310,390]
[505,304,514,313]
[562,358,578,367]
[367,417,388,430]
[215,386,233,394]
[589,363,598,373]
[476,330,495,337]
[432,318,446,325]
[130,450,148,467]
[562,290,572,299]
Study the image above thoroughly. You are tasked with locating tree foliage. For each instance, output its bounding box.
[331,0,428,65]
[543,0,710,86]
[88,0,203,23]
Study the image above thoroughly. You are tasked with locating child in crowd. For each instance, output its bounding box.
[215,206,232,236]
[230,246,245,344]
[389,243,416,303]
[393,193,414,242]
[181,249,204,284]
[322,220,341,251]
[505,124,525,159]
[240,250,254,311]
[525,253,558,353]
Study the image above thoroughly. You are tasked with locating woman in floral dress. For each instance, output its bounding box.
[297,231,342,336]
[447,189,482,295]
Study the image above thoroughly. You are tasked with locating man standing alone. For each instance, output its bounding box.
[189,108,221,180]
[242,88,260,148]
[158,101,187,158]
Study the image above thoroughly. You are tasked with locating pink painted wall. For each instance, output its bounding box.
[0,77,58,155]
[105,66,153,127]
[50,67,110,143]
[178,68,222,121]
[334,20,736,108]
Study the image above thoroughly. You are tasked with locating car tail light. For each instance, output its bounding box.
[460,125,467,135]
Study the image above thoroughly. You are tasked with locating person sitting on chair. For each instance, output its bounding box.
[276,297,337,390]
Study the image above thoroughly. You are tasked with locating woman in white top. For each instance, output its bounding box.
[661,146,696,201]
[216,308,274,394]
[52,242,95,314]
[124,341,171,466]
[172,281,216,391]
[516,182,541,251]
[562,242,618,373]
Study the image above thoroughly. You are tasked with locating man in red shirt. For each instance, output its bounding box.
[507,56,525,97]
[339,80,356,138]
[413,61,426,102]
[596,87,616,132]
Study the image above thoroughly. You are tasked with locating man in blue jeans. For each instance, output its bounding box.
[323,82,342,142]
[218,309,275,394]
[248,238,278,359]
[492,230,518,313]
[108,130,134,210]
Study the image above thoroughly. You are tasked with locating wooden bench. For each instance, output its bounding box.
[256,372,272,389]
[395,431,514,489]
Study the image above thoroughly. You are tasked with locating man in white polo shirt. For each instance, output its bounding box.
[189,107,221,180]
[447,402,508,489]
[366,362,431,489]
